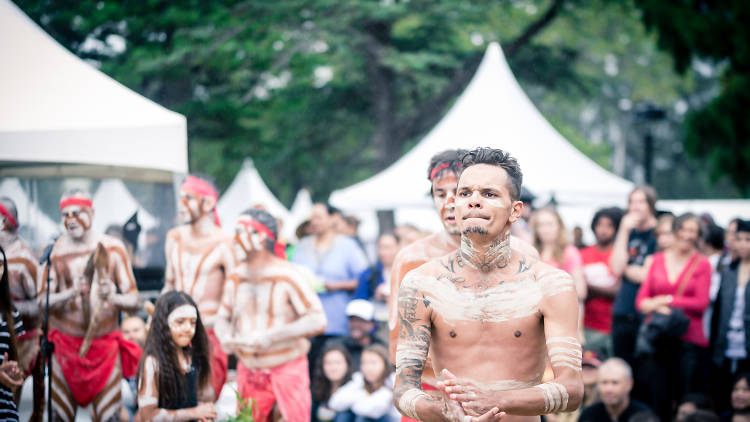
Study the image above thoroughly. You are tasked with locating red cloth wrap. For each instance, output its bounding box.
[181,176,221,227]
[17,327,38,342]
[237,355,311,422]
[207,329,228,398]
[401,382,439,422]
[48,329,142,407]
[59,197,93,211]
[0,203,17,229]
[237,219,287,259]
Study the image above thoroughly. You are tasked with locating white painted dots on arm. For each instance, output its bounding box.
[546,336,583,372]
[535,382,569,413]
[399,388,431,420]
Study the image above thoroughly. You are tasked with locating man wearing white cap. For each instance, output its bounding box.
[344,299,384,369]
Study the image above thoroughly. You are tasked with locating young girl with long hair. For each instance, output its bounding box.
[135,291,215,421]
[0,246,24,421]
[312,342,355,422]
[328,344,397,422]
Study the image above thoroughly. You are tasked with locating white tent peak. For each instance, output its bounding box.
[330,41,633,212]
[0,0,187,178]
[92,179,158,241]
[217,158,291,233]
[0,178,60,247]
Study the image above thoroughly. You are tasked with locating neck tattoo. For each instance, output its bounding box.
[460,231,511,273]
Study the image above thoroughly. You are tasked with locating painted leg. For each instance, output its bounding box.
[91,356,123,422]
[51,356,77,422]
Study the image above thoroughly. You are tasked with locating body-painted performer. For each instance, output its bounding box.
[215,209,327,422]
[393,148,583,421]
[387,150,540,410]
[0,197,43,419]
[136,291,216,421]
[163,175,234,399]
[43,189,142,421]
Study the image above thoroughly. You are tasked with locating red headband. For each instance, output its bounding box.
[59,197,93,211]
[237,218,287,259]
[429,162,452,181]
[181,176,221,227]
[0,203,17,229]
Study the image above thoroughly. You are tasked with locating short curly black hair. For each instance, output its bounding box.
[459,147,523,201]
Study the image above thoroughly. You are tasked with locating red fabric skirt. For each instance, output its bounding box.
[48,329,141,407]
[207,329,228,399]
[237,355,311,422]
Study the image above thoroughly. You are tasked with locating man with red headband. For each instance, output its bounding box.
[43,189,142,421]
[215,208,326,422]
[163,174,234,399]
[0,197,43,421]
[387,150,540,421]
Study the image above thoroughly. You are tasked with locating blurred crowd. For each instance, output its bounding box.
[0,172,748,422]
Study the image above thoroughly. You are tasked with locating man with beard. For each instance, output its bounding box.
[578,358,650,422]
[0,197,42,421]
[44,189,141,421]
[580,207,624,360]
[393,148,582,421]
[215,209,326,422]
[163,174,234,399]
[388,150,539,420]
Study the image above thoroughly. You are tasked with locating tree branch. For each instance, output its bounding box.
[503,0,567,58]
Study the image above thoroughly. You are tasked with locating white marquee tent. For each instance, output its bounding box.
[92,179,158,244]
[0,178,60,247]
[217,159,291,234]
[330,42,633,207]
[286,188,313,240]
[0,0,187,182]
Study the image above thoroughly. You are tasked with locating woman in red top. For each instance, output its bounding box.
[635,212,711,421]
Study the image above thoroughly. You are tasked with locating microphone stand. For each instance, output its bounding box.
[40,239,56,422]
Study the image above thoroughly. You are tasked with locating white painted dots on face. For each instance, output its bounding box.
[536,382,569,413]
[546,336,582,373]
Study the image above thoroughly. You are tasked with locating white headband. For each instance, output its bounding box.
[168,304,197,325]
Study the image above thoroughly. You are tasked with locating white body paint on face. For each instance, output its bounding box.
[61,205,91,239]
[432,173,459,235]
[177,191,202,224]
[168,304,197,325]
[536,382,569,413]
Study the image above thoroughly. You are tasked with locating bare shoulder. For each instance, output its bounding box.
[99,234,128,253]
[394,234,434,266]
[530,260,576,298]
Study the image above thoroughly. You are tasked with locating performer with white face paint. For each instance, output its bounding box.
[136,290,216,421]
[388,150,540,420]
[393,148,583,422]
[0,197,43,421]
[43,189,142,422]
[214,209,327,422]
[163,175,234,399]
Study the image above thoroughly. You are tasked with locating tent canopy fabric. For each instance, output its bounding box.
[330,42,633,212]
[217,159,291,234]
[0,178,60,248]
[92,179,158,237]
[0,0,187,182]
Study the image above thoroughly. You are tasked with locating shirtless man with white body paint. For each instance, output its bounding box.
[163,175,234,399]
[0,197,43,421]
[388,150,540,405]
[393,148,583,422]
[44,189,142,422]
[215,209,326,422]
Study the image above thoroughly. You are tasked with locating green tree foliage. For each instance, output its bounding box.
[13,0,742,203]
[634,0,750,195]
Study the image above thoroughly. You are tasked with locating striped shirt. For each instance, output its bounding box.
[0,310,24,421]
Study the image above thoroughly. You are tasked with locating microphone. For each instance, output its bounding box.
[39,235,61,265]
